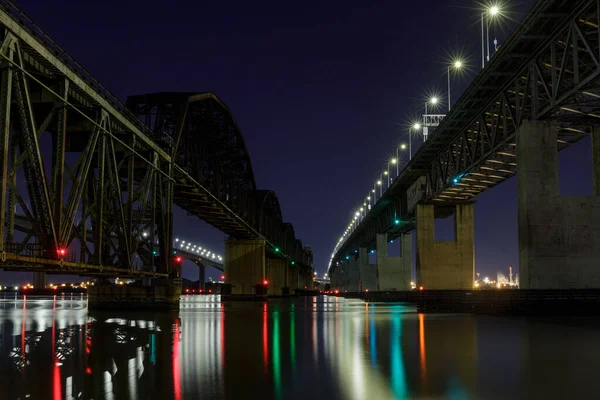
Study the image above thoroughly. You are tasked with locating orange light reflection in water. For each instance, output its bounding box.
[418,313,426,382]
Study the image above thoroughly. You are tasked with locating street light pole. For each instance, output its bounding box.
[481,13,485,68]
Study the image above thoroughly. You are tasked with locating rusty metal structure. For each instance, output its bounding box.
[0,1,311,278]
[332,0,600,267]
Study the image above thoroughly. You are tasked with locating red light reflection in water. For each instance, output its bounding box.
[418,313,426,382]
[21,296,26,359]
[173,319,182,400]
[53,360,62,400]
[263,302,268,372]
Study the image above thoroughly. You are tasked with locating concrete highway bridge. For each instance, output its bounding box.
[329,0,600,292]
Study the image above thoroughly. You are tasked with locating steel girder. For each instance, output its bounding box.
[0,5,172,278]
[332,0,600,268]
[127,93,314,271]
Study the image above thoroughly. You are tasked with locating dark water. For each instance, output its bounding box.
[0,294,599,399]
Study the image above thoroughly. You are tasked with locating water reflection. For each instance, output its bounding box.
[1,294,600,399]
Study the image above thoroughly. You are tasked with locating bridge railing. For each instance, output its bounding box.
[0,0,159,142]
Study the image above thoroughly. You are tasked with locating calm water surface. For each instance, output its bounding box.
[0,294,598,399]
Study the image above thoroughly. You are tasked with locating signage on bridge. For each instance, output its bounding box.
[406,176,427,214]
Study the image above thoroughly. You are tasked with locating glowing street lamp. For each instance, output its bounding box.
[482,4,502,68]
[448,59,465,111]
[423,97,440,141]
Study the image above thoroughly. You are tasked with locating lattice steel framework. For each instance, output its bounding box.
[128,93,314,269]
[331,0,600,268]
[0,1,173,277]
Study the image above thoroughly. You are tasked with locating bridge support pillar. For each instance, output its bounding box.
[33,272,47,289]
[416,204,474,290]
[266,258,288,296]
[224,239,266,295]
[517,120,600,288]
[376,233,411,291]
[346,255,360,292]
[358,248,377,291]
[288,266,298,291]
[198,263,205,291]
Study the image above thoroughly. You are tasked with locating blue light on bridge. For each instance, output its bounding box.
[371,250,375,254]
[354,249,358,253]
[345,256,349,260]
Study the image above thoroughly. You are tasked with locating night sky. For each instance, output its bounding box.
[3,0,594,284]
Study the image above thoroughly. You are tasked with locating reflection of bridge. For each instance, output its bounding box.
[0,1,313,300]
[330,0,600,292]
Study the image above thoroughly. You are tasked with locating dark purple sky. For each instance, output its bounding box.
[4,0,593,284]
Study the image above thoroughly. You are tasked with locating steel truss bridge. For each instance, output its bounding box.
[0,1,312,279]
[332,0,600,267]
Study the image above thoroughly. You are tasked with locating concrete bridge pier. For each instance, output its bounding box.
[358,248,377,291]
[33,272,47,289]
[416,204,474,290]
[346,255,360,292]
[376,233,411,291]
[266,258,288,296]
[198,263,205,291]
[288,266,298,291]
[517,120,600,288]
[224,239,266,296]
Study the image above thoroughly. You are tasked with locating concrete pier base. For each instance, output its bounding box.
[358,248,377,291]
[224,239,266,295]
[376,233,412,291]
[517,121,600,288]
[346,255,360,292]
[266,258,288,296]
[33,272,47,289]
[88,279,182,310]
[416,204,474,290]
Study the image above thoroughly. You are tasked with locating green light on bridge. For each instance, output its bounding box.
[291,261,295,265]
[275,247,280,253]
[152,250,157,255]
[394,219,400,225]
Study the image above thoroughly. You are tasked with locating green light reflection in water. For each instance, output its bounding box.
[273,310,282,400]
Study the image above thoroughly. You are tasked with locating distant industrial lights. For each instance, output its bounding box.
[377,180,382,186]
[391,158,397,165]
[412,123,422,131]
[355,211,360,217]
[490,5,500,16]
[429,97,439,105]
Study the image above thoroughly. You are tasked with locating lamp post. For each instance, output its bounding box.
[423,97,438,141]
[482,5,501,68]
[448,59,464,111]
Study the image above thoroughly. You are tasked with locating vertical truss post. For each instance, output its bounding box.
[0,35,13,251]
[51,78,68,247]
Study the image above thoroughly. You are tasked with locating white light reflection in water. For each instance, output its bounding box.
[179,295,224,396]
[322,297,399,400]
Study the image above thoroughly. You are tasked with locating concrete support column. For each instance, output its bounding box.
[376,233,412,291]
[288,266,298,291]
[198,263,205,291]
[224,239,266,295]
[33,272,47,289]
[346,255,360,292]
[517,121,600,288]
[266,258,287,296]
[416,204,474,290]
[358,248,377,291]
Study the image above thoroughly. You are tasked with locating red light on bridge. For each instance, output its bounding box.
[419,286,424,291]
[199,289,203,293]
[366,289,369,292]
[185,289,189,293]
[57,248,66,257]
[221,275,225,280]
[208,289,212,293]
[175,257,182,263]
[263,280,268,286]
[86,367,92,375]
